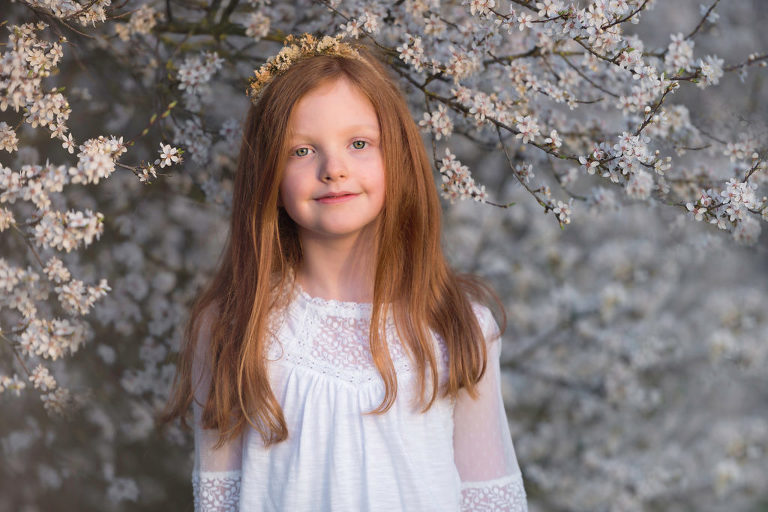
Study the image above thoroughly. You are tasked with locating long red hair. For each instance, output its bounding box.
[160,41,505,448]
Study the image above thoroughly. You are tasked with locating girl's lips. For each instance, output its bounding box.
[315,193,359,204]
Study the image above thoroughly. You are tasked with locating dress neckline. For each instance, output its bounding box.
[294,282,374,313]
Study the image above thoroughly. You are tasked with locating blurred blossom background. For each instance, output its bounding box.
[1,0,767,511]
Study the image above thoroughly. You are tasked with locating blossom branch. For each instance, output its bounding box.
[685,0,721,41]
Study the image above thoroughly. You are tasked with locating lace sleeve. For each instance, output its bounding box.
[454,306,528,512]
[191,305,243,512]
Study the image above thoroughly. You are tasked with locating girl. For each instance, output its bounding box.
[162,34,528,512]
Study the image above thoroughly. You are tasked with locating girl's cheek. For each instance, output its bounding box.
[357,149,382,163]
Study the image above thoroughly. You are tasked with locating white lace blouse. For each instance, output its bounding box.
[191,286,527,511]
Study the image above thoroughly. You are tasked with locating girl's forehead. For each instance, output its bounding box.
[296,77,369,107]
[287,78,380,133]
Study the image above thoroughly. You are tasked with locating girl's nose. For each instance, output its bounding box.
[319,153,347,182]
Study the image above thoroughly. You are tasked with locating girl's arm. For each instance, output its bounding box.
[191,306,243,512]
[454,305,528,512]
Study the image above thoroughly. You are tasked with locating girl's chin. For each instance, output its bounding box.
[298,222,380,240]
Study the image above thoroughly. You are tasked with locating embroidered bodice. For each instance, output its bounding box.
[190,286,527,511]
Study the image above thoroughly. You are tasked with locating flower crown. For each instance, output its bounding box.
[247,33,364,104]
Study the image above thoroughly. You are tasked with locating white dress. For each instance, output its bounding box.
[191,286,528,511]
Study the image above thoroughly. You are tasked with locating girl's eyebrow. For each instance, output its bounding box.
[290,124,379,140]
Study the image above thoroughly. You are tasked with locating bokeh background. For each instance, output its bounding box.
[1,0,767,511]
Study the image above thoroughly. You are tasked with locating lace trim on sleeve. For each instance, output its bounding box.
[192,470,242,512]
[460,472,528,512]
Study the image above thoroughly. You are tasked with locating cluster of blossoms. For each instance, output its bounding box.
[72,136,128,184]
[18,0,112,26]
[0,14,184,432]
[552,199,573,225]
[0,207,15,231]
[697,54,725,88]
[543,129,562,149]
[0,373,26,396]
[243,11,271,39]
[451,85,510,127]
[18,317,83,361]
[114,4,159,41]
[55,279,111,316]
[685,168,767,245]
[396,0,764,243]
[172,118,212,166]
[176,51,225,111]
[155,143,182,169]
[1,22,71,147]
[439,149,487,203]
[444,45,483,82]
[33,209,105,253]
[419,104,454,140]
[723,136,756,163]
[514,162,535,184]
[396,33,427,73]
[43,256,72,283]
[665,33,696,72]
[0,121,20,152]
[387,0,767,241]
[444,162,768,510]
[40,387,72,415]
[340,11,381,38]
[466,0,496,17]
[625,170,655,200]
[574,130,670,202]
[515,115,541,144]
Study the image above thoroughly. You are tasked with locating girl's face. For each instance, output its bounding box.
[279,77,386,244]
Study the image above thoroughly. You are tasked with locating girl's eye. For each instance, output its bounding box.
[292,141,367,156]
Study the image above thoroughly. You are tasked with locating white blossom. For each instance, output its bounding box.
[106,477,140,504]
[41,387,71,415]
[29,364,57,391]
[115,4,158,41]
[536,0,563,18]
[71,135,126,185]
[423,14,447,36]
[699,3,720,24]
[33,209,105,252]
[0,374,27,396]
[626,170,654,200]
[244,12,270,39]
[732,216,761,246]
[544,129,562,148]
[518,13,535,31]
[155,143,182,168]
[552,199,573,224]
[665,33,695,73]
[697,54,725,88]
[55,278,111,315]
[396,34,426,72]
[439,149,487,203]
[466,0,495,17]
[419,104,454,140]
[0,121,19,152]
[515,115,541,144]
[177,51,225,109]
[43,256,71,283]
[0,207,15,231]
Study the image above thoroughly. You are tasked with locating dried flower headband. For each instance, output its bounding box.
[246,33,365,104]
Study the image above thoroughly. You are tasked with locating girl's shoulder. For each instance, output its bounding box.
[468,301,503,344]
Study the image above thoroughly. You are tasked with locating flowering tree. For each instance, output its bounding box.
[1,0,767,510]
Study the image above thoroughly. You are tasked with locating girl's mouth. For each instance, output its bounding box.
[315,193,359,204]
